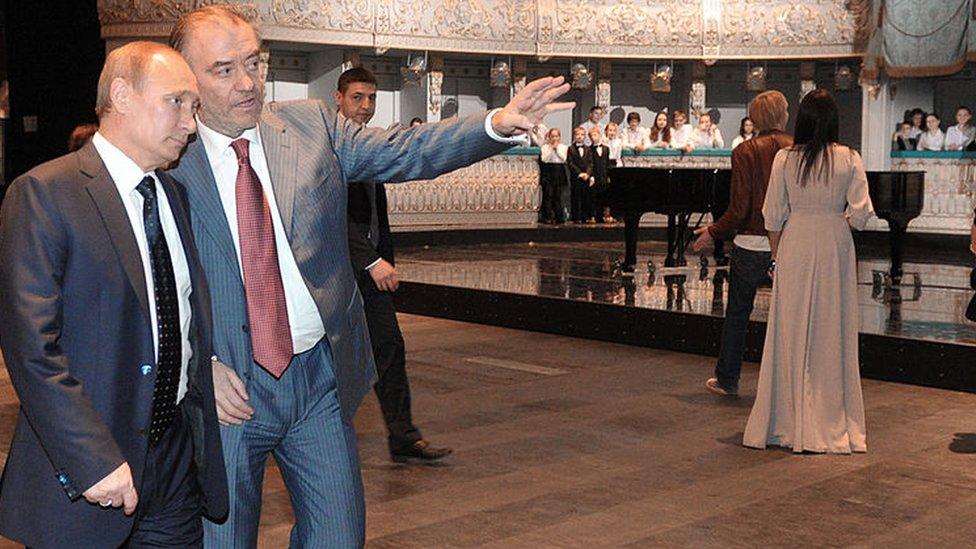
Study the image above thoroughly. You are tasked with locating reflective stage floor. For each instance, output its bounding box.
[5,316,976,547]
[394,239,976,392]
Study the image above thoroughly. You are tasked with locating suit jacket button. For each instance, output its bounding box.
[242,324,250,333]
[141,364,152,376]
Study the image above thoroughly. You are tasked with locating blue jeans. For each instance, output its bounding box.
[714,246,771,392]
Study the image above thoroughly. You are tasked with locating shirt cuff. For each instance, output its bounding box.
[484,108,531,146]
[364,258,383,272]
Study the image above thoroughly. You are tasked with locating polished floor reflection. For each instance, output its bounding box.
[397,241,976,346]
[4,316,976,547]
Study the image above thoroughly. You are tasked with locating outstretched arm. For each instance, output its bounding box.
[334,76,573,184]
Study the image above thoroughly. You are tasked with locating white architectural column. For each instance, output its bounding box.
[426,55,444,123]
[860,80,894,171]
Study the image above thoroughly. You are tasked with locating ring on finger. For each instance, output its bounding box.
[100,499,113,507]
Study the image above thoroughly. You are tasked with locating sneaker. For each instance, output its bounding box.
[705,378,738,397]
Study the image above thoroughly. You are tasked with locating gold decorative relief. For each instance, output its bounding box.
[99,0,870,59]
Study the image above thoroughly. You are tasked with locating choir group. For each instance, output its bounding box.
[538,106,754,225]
[893,105,976,151]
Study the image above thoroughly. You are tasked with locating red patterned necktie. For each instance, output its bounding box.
[231,138,293,378]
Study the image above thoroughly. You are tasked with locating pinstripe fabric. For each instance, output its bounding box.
[229,340,363,548]
[169,100,510,546]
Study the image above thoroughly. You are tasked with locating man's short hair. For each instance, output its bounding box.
[589,106,603,114]
[338,67,378,94]
[169,4,259,58]
[748,90,789,132]
[626,112,641,123]
[95,41,179,119]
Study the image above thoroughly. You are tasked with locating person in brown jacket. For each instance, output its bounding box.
[692,90,793,396]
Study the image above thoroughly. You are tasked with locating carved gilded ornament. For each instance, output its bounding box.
[99,0,869,59]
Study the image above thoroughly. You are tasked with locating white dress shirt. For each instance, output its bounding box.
[691,127,724,149]
[945,124,975,150]
[621,126,650,150]
[670,125,694,149]
[196,120,326,355]
[647,129,668,148]
[605,138,622,162]
[92,132,192,403]
[916,129,945,151]
[540,143,568,163]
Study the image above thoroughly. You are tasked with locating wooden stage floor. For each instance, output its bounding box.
[3,314,976,547]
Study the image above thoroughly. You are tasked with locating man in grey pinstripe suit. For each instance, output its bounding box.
[167,5,572,547]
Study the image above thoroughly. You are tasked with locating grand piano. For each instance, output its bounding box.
[608,166,730,269]
[607,166,924,280]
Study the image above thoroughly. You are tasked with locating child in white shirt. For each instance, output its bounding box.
[648,111,671,149]
[621,111,650,152]
[604,122,623,166]
[670,110,694,152]
[691,112,725,149]
[731,117,754,149]
[916,113,945,151]
[539,127,570,223]
[945,106,975,151]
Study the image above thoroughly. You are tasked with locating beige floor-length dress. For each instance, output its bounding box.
[743,144,874,454]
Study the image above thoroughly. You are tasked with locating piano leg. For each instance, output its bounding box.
[675,212,690,267]
[665,214,678,268]
[887,219,907,283]
[623,214,639,268]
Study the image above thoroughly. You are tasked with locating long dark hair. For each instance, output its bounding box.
[650,111,671,143]
[738,117,752,138]
[793,89,839,186]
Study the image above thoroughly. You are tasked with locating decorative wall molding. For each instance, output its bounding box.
[98,0,868,60]
[386,153,540,227]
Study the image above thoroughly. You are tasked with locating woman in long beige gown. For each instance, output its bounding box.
[743,89,874,454]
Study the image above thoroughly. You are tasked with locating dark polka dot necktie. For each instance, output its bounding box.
[136,176,181,445]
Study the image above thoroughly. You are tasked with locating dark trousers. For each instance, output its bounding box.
[570,177,585,222]
[540,164,566,223]
[358,274,421,451]
[714,246,771,392]
[579,183,595,221]
[124,408,203,548]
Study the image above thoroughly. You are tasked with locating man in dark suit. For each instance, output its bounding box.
[167,6,572,546]
[0,42,227,547]
[338,67,452,463]
[566,126,592,223]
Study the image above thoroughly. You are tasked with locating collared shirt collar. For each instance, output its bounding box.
[91,132,155,193]
[196,117,262,161]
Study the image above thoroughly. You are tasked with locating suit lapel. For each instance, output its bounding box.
[259,112,298,238]
[79,143,151,322]
[177,140,240,269]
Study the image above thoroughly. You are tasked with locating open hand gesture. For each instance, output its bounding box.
[491,76,575,137]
